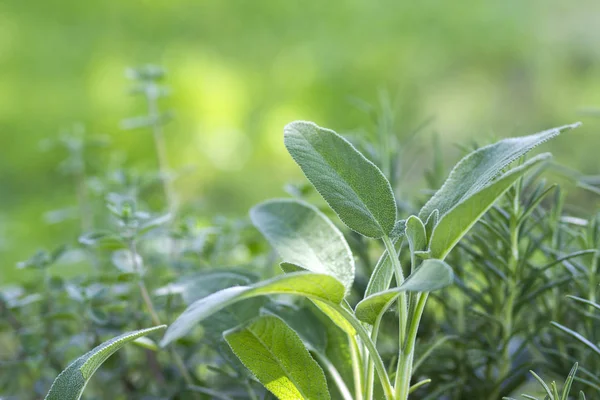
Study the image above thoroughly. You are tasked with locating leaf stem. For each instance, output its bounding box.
[349,336,365,400]
[382,235,409,393]
[489,186,521,400]
[313,352,354,400]
[364,310,385,400]
[396,292,428,400]
[329,303,395,400]
[146,85,175,214]
[128,239,199,397]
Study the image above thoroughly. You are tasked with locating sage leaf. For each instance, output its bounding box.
[45,325,166,400]
[419,122,580,221]
[355,259,453,324]
[161,272,345,346]
[284,121,396,238]
[429,153,550,259]
[406,216,427,257]
[251,199,354,295]
[277,261,356,335]
[225,315,331,400]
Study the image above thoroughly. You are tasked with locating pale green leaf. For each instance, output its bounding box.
[251,199,354,294]
[284,121,396,238]
[424,210,438,243]
[45,325,166,400]
[312,299,356,336]
[225,315,330,400]
[419,122,580,221]
[406,215,427,264]
[355,260,453,324]
[161,272,345,346]
[429,154,550,259]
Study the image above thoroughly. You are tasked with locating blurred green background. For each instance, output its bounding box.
[1,0,599,281]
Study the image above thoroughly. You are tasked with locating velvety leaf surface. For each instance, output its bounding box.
[284,121,396,238]
[45,325,166,400]
[419,122,580,221]
[161,272,345,346]
[225,315,330,400]
[406,216,427,257]
[251,199,354,295]
[429,153,550,259]
[355,260,454,324]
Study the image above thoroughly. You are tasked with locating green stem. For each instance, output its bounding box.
[488,187,520,400]
[365,312,385,400]
[350,336,365,400]
[382,235,408,392]
[146,88,175,214]
[128,240,199,397]
[396,293,428,400]
[314,352,354,400]
[330,303,395,400]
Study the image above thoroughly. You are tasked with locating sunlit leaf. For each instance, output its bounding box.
[225,315,330,400]
[161,272,345,346]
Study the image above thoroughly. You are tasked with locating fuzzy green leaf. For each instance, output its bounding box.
[284,121,396,238]
[225,315,330,400]
[251,199,354,295]
[45,325,166,400]
[406,216,427,265]
[161,272,345,346]
[419,122,580,221]
[355,259,454,324]
[429,153,550,259]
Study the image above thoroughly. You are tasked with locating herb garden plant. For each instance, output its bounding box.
[1,66,598,400]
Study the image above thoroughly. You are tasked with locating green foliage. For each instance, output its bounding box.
[161,272,345,347]
[45,326,165,400]
[418,123,580,221]
[355,259,454,324]
[224,315,330,400]
[284,121,397,238]
[4,65,599,400]
[503,363,585,400]
[429,153,551,259]
[250,199,355,294]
